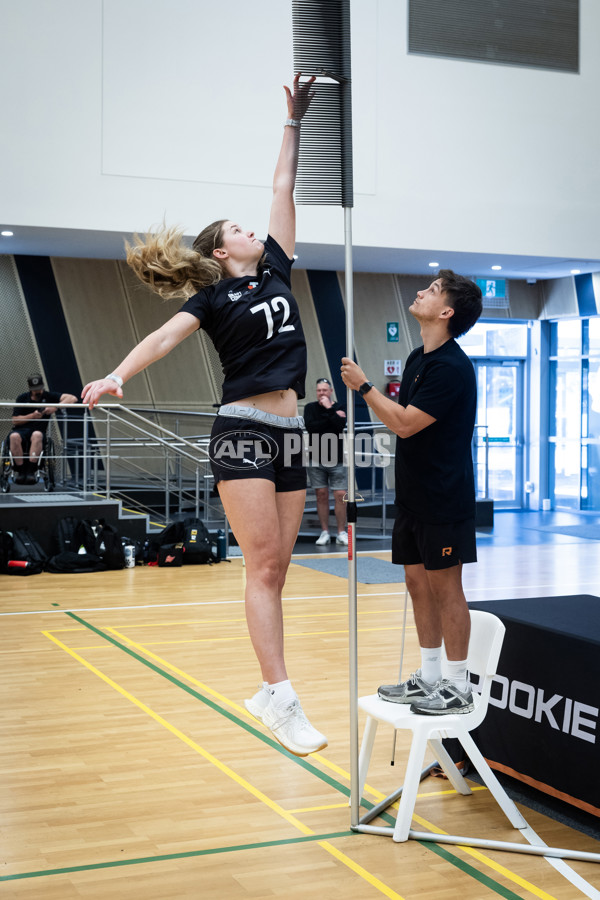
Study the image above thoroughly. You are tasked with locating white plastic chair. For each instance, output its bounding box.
[357,609,527,842]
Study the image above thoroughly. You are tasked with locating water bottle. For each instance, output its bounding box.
[217,530,227,561]
[124,544,136,568]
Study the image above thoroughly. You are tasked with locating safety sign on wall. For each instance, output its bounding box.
[384,360,402,377]
[386,322,399,342]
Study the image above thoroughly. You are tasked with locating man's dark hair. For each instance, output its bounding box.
[437,269,483,338]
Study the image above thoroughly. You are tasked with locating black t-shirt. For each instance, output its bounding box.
[394,339,476,523]
[179,235,307,404]
[303,400,346,465]
[13,391,62,435]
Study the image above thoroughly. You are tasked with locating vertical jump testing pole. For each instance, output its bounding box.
[292,0,359,827]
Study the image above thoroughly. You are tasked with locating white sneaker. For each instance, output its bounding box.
[261,697,328,757]
[315,530,330,545]
[336,531,348,545]
[244,683,270,719]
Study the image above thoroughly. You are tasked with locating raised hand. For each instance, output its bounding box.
[284,72,316,122]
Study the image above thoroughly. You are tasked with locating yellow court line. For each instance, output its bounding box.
[289,786,489,813]
[410,812,560,900]
[86,609,411,629]
[79,626,554,900]
[42,630,406,900]
[65,624,410,651]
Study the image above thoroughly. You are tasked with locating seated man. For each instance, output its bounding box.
[10,373,77,484]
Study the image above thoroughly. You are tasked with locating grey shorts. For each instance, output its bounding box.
[307,461,347,491]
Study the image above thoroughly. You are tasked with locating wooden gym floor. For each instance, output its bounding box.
[1,510,600,899]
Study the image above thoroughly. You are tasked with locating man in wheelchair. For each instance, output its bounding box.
[8,373,77,485]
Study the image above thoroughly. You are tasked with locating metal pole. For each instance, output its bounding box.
[345,206,360,829]
[105,410,111,500]
[83,410,89,494]
[196,467,201,520]
[164,451,170,523]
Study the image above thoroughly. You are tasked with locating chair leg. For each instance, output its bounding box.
[393,730,428,842]
[459,731,527,829]
[357,716,378,806]
[428,738,472,796]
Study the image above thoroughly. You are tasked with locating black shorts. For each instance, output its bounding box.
[209,414,306,493]
[10,427,41,448]
[391,506,477,571]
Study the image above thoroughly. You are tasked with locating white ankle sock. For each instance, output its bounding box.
[445,659,469,692]
[268,679,297,706]
[420,647,442,685]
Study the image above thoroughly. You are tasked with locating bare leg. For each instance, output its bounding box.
[404,562,470,660]
[217,478,305,684]
[9,433,24,467]
[426,564,470,660]
[314,487,330,532]
[333,489,346,533]
[29,430,44,465]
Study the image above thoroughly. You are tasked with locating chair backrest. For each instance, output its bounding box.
[466,609,505,702]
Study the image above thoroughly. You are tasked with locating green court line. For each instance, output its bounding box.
[64,611,348,792]
[49,611,528,899]
[0,831,353,883]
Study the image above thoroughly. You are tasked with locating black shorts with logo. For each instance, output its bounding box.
[209,413,306,493]
[391,506,477,571]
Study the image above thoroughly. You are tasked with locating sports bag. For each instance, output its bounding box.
[45,551,107,574]
[74,519,126,570]
[54,516,82,554]
[182,518,218,565]
[5,527,47,575]
[155,517,219,565]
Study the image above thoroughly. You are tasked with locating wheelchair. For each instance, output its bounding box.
[0,431,56,493]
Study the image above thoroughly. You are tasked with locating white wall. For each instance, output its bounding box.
[1,0,598,260]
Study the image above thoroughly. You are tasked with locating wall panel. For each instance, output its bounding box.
[0,256,45,405]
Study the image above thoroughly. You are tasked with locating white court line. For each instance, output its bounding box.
[0,591,400,617]
[3,579,600,617]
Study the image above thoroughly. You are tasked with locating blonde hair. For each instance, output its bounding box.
[125,220,228,300]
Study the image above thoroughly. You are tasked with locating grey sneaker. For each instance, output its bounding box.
[378,669,438,704]
[410,679,474,716]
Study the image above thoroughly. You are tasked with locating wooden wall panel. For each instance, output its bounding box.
[292,270,333,410]
[51,258,155,407]
[118,263,219,415]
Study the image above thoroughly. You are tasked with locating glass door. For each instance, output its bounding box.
[473,361,524,507]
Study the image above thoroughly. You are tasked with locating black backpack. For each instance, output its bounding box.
[0,530,15,573]
[156,517,219,565]
[5,527,47,575]
[45,517,107,574]
[54,516,82,554]
[74,519,126,570]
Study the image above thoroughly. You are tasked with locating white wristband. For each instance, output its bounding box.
[284,118,300,127]
[105,373,123,388]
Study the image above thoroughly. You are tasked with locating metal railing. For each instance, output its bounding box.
[2,403,489,536]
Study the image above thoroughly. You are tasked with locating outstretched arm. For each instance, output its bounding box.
[81,311,199,409]
[268,73,315,258]
[340,357,436,438]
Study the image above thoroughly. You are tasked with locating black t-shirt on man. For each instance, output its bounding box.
[395,339,476,524]
[303,400,346,466]
[13,391,62,435]
[179,235,307,404]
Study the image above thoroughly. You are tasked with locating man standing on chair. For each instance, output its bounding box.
[341,270,482,715]
[303,377,348,546]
